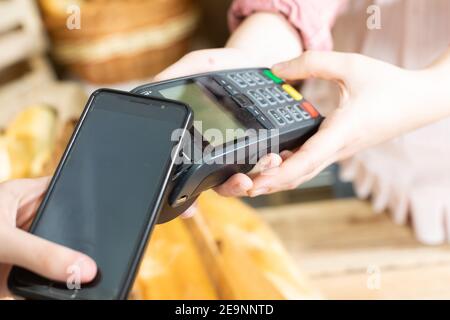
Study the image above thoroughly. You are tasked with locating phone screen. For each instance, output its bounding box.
[9,90,190,299]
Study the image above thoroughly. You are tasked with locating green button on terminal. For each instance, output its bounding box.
[263,69,284,84]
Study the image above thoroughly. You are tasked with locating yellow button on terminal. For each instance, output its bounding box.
[282,84,303,101]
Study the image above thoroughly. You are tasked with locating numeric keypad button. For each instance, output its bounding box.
[257,89,277,105]
[278,107,294,123]
[268,109,286,126]
[227,73,247,88]
[248,90,268,107]
[239,73,257,86]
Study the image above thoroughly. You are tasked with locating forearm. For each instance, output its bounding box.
[406,47,450,131]
[225,12,304,67]
[424,47,450,119]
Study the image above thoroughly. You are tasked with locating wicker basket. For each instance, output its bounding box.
[38,0,199,83]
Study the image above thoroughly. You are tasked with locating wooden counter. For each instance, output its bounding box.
[259,199,450,299]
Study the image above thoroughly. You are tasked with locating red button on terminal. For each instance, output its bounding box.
[301,101,319,118]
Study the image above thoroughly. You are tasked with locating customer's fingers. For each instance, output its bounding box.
[0,227,97,283]
[16,178,51,227]
[0,177,50,227]
[272,51,358,82]
[214,173,253,197]
[0,177,50,206]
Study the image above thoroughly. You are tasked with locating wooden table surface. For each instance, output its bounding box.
[259,199,450,299]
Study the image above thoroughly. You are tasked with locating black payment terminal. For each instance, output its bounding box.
[132,68,323,223]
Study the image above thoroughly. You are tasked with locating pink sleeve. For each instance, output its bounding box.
[228,0,348,51]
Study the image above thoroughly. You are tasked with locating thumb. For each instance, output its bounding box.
[250,125,343,193]
[281,126,343,182]
[2,228,97,284]
[272,51,353,82]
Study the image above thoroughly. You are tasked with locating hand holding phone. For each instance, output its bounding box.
[0,177,97,299]
[7,89,192,300]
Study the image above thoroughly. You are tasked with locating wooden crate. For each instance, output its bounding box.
[0,0,47,70]
[0,0,87,182]
[0,0,53,102]
[0,0,86,132]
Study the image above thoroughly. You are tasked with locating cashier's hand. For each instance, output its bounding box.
[223,50,450,198]
[0,178,97,298]
[154,48,261,82]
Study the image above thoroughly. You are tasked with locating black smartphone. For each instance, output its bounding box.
[7,89,192,300]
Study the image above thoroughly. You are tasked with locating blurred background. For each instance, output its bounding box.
[2,0,448,301]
